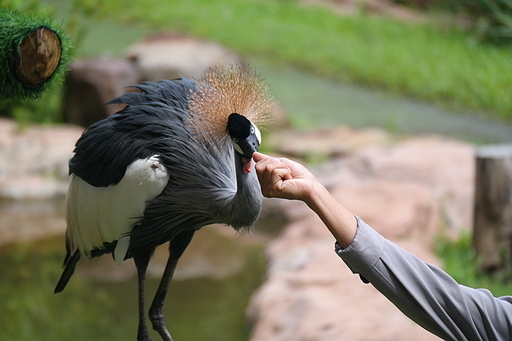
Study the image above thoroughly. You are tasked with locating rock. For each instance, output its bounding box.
[347,136,475,235]
[0,175,69,200]
[126,33,243,81]
[247,134,474,341]
[0,199,66,246]
[75,225,258,283]
[62,57,139,126]
[268,126,391,159]
[0,118,82,199]
[61,37,289,129]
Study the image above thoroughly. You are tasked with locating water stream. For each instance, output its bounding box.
[253,60,512,144]
[0,198,269,341]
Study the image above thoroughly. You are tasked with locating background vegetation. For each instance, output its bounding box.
[2,0,512,123]
[435,232,512,297]
[394,0,512,44]
[74,0,512,119]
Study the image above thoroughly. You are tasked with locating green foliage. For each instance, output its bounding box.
[69,0,512,121]
[390,0,440,10]
[435,231,512,298]
[4,0,512,123]
[446,0,512,45]
[3,85,63,125]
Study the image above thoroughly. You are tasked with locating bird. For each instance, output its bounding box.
[54,63,276,341]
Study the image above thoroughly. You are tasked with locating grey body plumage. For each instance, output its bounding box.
[54,64,274,341]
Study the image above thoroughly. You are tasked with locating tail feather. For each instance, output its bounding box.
[54,250,80,294]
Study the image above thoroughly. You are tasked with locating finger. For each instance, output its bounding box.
[255,156,287,177]
[271,167,292,190]
[256,160,291,184]
[254,153,283,171]
[254,152,290,170]
[252,152,267,162]
[259,164,292,198]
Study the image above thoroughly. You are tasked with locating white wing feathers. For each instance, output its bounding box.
[66,155,169,263]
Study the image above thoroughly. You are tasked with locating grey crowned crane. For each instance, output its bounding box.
[54,64,275,341]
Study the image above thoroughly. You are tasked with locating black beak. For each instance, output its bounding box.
[239,133,260,159]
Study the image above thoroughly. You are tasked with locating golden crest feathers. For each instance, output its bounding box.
[187,63,276,144]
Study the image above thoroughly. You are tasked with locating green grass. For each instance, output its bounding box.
[72,0,512,121]
[435,232,512,298]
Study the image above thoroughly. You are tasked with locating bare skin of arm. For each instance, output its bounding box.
[253,152,357,248]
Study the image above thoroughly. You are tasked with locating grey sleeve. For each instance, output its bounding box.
[335,217,512,341]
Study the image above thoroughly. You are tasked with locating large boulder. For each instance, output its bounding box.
[62,57,139,127]
[247,134,475,340]
[268,126,391,159]
[0,118,82,199]
[126,33,243,81]
[0,118,82,245]
[61,36,290,128]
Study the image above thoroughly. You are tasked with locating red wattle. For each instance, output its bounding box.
[243,158,253,174]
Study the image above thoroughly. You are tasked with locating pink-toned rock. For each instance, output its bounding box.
[248,202,441,341]
[348,136,475,235]
[126,34,243,81]
[247,134,474,341]
[0,118,82,199]
[269,126,391,158]
[63,57,139,126]
[0,199,66,246]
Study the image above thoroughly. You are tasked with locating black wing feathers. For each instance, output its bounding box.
[69,79,196,187]
[54,249,80,293]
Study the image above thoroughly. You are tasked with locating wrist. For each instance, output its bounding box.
[303,181,358,248]
[303,179,330,212]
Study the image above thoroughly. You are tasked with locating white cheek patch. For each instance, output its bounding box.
[252,123,262,145]
[231,139,244,155]
[230,123,261,155]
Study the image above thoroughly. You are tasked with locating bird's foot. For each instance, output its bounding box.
[150,312,173,341]
[137,329,153,341]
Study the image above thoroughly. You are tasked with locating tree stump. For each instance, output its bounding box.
[15,27,61,87]
[473,144,512,273]
[0,10,70,99]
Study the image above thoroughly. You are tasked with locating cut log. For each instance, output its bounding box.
[473,144,512,273]
[0,10,70,99]
[15,27,61,86]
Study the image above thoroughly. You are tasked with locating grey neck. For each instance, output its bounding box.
[228,152,262,230]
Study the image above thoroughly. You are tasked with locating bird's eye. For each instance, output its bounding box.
[232,138,239,143]
[250,126,255,134]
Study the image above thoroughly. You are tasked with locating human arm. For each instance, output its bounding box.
[339,217,512,340]
[253,152,512,341]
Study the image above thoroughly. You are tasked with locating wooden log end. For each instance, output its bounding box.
[15,27,62,86]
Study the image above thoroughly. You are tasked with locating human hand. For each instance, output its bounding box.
[253,152,319,202]
[254,152,357,247]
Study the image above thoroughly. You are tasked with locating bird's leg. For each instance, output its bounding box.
[149,230,196,341]
[134,252,153,341]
